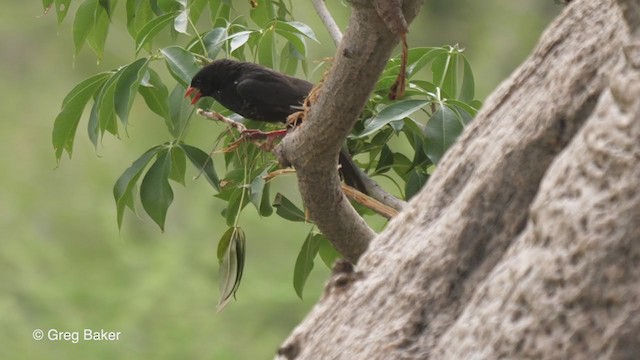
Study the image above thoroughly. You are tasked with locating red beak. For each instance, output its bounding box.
[185,86,202,105]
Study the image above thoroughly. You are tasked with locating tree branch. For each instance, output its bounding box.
[311,0,343,47]
[275,0,424,263]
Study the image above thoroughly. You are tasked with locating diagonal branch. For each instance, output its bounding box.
[275,0,424,263]
[311,0,343,46]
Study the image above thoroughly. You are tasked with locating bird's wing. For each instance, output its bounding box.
[235,72,313,113]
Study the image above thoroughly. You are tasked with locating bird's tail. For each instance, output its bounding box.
[338,150,368,195]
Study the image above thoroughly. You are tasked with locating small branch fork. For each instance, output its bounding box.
[196,109,399,219]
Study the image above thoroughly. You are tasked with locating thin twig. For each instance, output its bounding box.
[197,109,248,132]
[341,184,398,219]
[311,0,343,47]
[264,168,399,219]
[354,166,406,212]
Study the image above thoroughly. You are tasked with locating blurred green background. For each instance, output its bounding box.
[0,1,560,359]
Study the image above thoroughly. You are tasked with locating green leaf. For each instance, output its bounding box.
[180,144,220,191]
[227,30,254,54]
[374,144,394,175]
[275,27,306,57]
[357,99,428,138]
[216,227,234,262]
[202,27,227,58]
[276,21,319,43]
[42,0,54,10]
[168,83,195,137]
[73,0,98,55]
[259,182,273,216]
[87,3,111,62]
[293,232,322,299]
[225,187,248,227]
[114,58,149,125]
[446,99,479,119]
[250,0,275,27]
[279,41,301,74]
[98,0,112,18]
[135,12,178,54]
[138,68,171,122]
[405,47,447,78]
[217,226,246,311]
[249,168,273,216]
[158,0,180,12]
[423,103,463,164]
[174,9,190,35]
[432,51,458,99]
[53,72,111,161]
[459,56,475,102]
[140,150,174,231]
[273,193,306,222]
[160,46,200,87]
[318,235,340,268]
[392,152,412,178]
[168,146,187,185]
[94,68,126,138]
[126,0,154,39]
[188,0,208,24]
[210,0,231,27]
[113,146,162,228]
[55,0,72,25]
[257,29,276,69]
[405,168,428,200]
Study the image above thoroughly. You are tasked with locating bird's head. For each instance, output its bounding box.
[185,69,210,105]
[185,60,240,105]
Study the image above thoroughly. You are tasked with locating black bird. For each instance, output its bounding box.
[186,59,367,193]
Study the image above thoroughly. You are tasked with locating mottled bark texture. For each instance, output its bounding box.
[276,0,640,359]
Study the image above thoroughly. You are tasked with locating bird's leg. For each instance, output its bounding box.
[197,109,248,132]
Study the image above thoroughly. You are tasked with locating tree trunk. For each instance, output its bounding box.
[277,0,640,358]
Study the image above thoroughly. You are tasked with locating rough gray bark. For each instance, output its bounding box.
[276,0,640,358]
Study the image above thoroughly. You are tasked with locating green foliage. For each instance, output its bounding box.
[47,1,481,304]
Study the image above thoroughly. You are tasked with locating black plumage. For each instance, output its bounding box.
[187,59,313,122]
[186,59,367,193]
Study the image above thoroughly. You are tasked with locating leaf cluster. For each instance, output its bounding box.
[46,0,480,304]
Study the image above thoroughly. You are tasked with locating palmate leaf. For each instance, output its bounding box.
[53,72,112,161]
